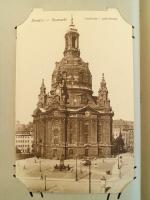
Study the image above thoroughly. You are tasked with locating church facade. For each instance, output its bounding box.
[32,19,114,159]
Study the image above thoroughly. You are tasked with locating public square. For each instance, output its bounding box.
[16,153,134,193]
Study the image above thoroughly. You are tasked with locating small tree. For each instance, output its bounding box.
[26,147,30,154]
[16,146,21,153]
[111,137,118,156]
[112,134,125,156]
[115,134,125,154]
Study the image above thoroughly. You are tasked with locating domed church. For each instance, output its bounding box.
[32,18,114,159]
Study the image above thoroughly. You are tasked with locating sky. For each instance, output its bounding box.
[16,9,134,124]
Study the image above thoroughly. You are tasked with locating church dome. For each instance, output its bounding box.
[51,17,92,94]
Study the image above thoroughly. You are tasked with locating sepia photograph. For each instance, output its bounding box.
[15,9,134,193]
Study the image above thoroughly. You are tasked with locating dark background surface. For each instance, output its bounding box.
[141,0,150,200]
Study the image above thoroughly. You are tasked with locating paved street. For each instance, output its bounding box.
[19,177,105,193]
[16,153,134,193]
[16,157,116,179]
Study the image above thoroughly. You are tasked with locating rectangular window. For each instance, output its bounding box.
[70,134,73,143]
[84,134,88,143]
[85,149,88,156]
[84,124,89,133]
[70,121,73,129]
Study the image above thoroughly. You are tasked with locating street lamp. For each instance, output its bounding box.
[86,159,92,194]
[117,145,120,169]
[101,176,107,193]
[41,174,47,191]
[119,156,123,178]
[23,164,26,170]
[75,154,78,181]
[117,127,122,169]
[39,159,42,172]
[44,175,47,191]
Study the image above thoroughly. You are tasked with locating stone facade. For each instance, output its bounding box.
[15,121,33,154]
[32,19,114,159]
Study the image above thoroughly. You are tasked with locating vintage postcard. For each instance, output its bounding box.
[15,9,134,193]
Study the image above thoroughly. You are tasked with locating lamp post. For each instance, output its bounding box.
[40,174,47,191]
[117,145,120,169]
[44,175,47,191]
[101,176,106,193]
[89,161,91,194]
[34,156,36,163]
[86,159,92,194]
[75,154,78,181]
[117,126,122,169]
[39,159,42,172]
[119,156,122,178]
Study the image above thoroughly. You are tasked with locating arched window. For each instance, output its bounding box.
[72,36,76,48]
[53,129,58,136]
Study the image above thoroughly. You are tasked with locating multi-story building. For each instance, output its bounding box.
[32,18,114,159]
[15,121,34,154]
[113,119,134,152]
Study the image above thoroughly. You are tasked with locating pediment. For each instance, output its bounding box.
[69,105,99,115]
[80,105,99,114]
[46,105,67,117]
